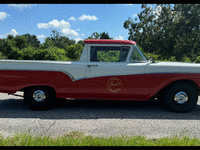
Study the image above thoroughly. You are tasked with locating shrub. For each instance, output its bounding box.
[181,55,191,63]
[34,47,69,61]
[194,56,200,63]
[143,52,160,61]
[65,44,83,61]
[0,51,8,59]
[169,56,177,62]
[9,46,23,60]
[21,46,37,60]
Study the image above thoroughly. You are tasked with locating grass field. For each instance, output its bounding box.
[0,131,200,146]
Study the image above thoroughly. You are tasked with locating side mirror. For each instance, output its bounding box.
[148,56,152,61]
[148,56,156,63]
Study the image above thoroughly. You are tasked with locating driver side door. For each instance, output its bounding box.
[85,44,146,100]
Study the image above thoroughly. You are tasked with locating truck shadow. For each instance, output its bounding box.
[1,98,200,120]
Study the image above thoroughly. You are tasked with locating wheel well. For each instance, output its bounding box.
[155,79,200,98]
[20,86,56,96]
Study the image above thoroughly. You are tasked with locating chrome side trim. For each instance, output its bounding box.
[61,71,75,81]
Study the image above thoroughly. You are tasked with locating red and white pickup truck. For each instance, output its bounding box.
[0,39,200,112]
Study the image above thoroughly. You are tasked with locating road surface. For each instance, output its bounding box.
[0,91,200,139]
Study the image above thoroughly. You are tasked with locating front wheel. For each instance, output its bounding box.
[24,86,56,111]
[162,82,198,112]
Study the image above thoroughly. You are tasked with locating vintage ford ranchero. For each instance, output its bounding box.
[0,39,200,112]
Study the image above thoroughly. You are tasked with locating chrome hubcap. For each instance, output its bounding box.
[33,90,46,102]
[174,91,188,104]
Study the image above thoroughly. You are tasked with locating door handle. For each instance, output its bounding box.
[87,65,98,68]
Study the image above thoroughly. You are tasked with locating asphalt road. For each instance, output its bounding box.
[1,91,200,139]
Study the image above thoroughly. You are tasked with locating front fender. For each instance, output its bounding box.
[143,73,200,100]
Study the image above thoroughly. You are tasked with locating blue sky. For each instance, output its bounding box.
[0,4,145,44]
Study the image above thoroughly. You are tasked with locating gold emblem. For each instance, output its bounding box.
[107,77,123,93]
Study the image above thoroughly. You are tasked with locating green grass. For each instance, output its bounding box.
[0,131,200,146]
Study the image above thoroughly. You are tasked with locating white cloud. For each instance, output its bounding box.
[74,37,83,43]
[6,29,18,37]
[79,14,98,21]
[8,4,37,10]
[68,17,76,21]
[37,23,48,29]
[37,19,70,29]
[10,29,18,37]
[76,28,80,31]
[48,19,61,28]
[37,35,46,39]
[0,12,7,21]
[60,28,79,37]
[68,14,99,21]
[114,36,124,40]
[0,29,18,39]
[38,19,79,37]
[81,34,84,36]
[60,20,71,28]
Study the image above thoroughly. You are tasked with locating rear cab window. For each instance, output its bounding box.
[90,46,130,62]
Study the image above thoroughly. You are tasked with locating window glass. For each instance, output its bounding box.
[90,46,130,62]
[130,45,147,62]
[121,47,130,62]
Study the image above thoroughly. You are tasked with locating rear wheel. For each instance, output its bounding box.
[162,82,198,112]
[24,86,56,111]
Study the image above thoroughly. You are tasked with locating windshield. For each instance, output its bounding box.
[129,45,148,62]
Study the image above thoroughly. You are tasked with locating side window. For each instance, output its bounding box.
[90,46,130,62]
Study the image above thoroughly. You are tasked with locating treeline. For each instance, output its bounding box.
[0,30,114,61]
[0,30,85,61]
[124,4,200,63]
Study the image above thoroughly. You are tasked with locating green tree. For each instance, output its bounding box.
[21,45,37,60]
[2,38,17,59]
[9,46,23,60]
[0,39,4,53]
[40,38,55,49]
[35,47,68,61]
[0,51,7,59]
[100,32,113,39]
[87,32,112,39]
[0,39,8,59]
[87,32,100,39]
[50,29,60,43]
[123,4,200,62]
[52,47,69,61]
[7,34,14,40]
[23,33,41,49]
[97,50,120,62]
[65,44,84,60]
[172,4,200,62]
[14,35,28,50]
[57,36,76,48]
[77,40,85,47]
[41,30,76,49]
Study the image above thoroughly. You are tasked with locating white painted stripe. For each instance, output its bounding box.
[0,60,200,82]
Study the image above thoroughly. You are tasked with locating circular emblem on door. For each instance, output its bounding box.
[107,77,123,93]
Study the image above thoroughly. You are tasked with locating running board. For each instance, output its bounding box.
[8,93,24,97]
